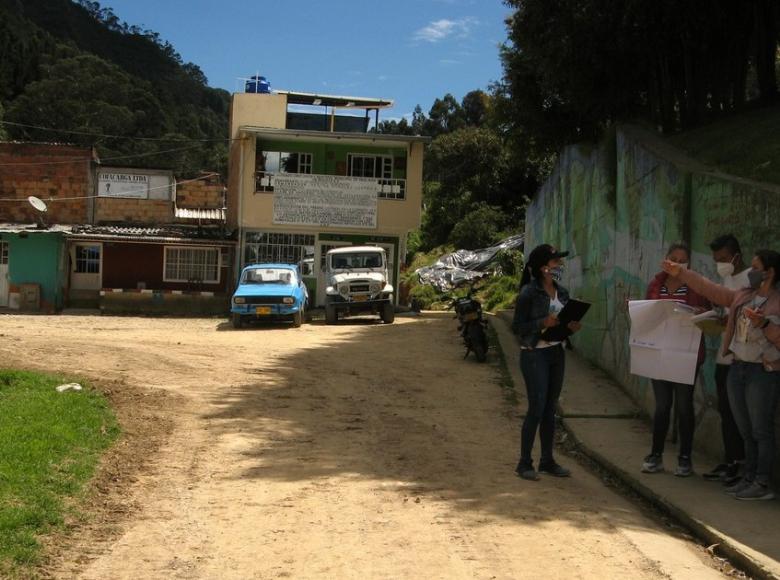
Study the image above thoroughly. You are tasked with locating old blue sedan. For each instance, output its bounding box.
[231,263,308,328]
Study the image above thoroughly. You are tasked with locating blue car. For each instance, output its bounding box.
[231,263,309,328]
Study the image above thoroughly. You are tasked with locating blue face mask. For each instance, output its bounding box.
[549,266,564,282]
[748,268,766,290]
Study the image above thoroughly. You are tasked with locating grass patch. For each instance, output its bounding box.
[667,105,780,186]
[0,369,119,576]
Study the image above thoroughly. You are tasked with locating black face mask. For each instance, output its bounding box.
[747,268,766,290]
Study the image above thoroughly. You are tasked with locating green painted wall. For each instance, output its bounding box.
[256,138,407,179]
[3,232,66,311]
[525,126,780,471]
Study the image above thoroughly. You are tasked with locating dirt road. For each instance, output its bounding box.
[0,314,724,579]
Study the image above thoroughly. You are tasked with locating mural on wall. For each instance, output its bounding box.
[525,126,780,462]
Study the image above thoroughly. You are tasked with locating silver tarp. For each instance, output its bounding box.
[415,234,524,292]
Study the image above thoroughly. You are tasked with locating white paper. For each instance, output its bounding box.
[628,300,702,384]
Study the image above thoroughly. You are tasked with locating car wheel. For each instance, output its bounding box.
[232,313,243,329]
[381,301,395,324]
[292,308,303,328]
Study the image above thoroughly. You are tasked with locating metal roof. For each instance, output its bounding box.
[174,207,226,221]
[67,225,234,245]
[241,126,431,145]
[276,91,393,109]
[0,223,76,234]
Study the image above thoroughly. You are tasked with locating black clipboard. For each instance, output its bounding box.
[540,298,591,342]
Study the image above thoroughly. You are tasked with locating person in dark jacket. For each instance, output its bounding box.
[511,244,582,481]
[642,242,710,477]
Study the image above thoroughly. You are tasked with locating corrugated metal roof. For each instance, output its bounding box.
[174,207,226,220]
[68,225,234,245]
[0,223,75,234]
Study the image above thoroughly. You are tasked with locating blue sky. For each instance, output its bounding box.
[103,0,511,122]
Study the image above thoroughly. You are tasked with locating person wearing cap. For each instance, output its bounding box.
[511,244,581,481]
[641,242,710,478]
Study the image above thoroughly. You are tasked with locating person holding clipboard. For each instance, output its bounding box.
[511,244,589,481]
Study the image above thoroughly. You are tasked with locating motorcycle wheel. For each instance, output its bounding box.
[468,323,488,362]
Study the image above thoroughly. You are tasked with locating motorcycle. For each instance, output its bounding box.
[450,290,489,363]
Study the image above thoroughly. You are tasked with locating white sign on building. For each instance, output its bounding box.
[272,174,378,229]
[97,170,174,200]
[98,172,150,198]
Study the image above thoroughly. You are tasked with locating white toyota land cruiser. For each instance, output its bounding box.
[324,246,394,324]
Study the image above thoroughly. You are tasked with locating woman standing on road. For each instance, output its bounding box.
[511,244,582,481]
[663,249,780,501]
[642,242,710,478]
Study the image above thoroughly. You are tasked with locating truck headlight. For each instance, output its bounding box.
[282,297,294,304]
[339,285,349,296]
[369,283,381,294]
[234,297,246,304]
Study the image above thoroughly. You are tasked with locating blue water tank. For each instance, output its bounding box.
[245,75,271,94]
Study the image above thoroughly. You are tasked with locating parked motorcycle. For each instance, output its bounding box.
[450,290,489,363]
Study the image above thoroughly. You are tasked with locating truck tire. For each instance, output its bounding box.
[232,313,243,329]
[325,300,338,325]
[381,301,395,324]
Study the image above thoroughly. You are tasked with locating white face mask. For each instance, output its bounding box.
[678,263,689,270]
[716,262,735,278]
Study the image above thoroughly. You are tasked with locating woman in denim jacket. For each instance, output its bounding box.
[511,244,582,481]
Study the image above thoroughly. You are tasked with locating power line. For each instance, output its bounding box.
[0,143,206,167]
[0,120,239,143]
[0,172,221,203]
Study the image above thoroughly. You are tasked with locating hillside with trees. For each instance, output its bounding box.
[0,0,230,176]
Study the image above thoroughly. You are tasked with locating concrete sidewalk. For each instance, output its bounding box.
[490,311,780,580]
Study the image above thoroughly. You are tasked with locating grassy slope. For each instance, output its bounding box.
[0,369,118,576]
[667,105,780,186]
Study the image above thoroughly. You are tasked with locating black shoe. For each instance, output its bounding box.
[641,453,664,473]
[674,456,693,477]
[538,462,571,477]
[721,462,743,486]
[702,463,729,481]
[515,462,540,481]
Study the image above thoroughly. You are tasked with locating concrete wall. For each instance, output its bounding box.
[525,126,780,471]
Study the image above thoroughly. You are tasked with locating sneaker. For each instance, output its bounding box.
[515,463,540,481]
[720,462,742,485]
[538,462,571,477]
[641,453,664,473]
[702,463,729,481]
[674,456,693,477]
[725,478,753,496]
[735,481,775,501]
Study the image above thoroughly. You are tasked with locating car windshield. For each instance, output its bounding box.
[330,252,384,270]
[241,268,297,285]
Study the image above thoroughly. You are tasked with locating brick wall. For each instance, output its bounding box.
[95,198,173,223]
[0,142,92,224]
[176,177,225,209]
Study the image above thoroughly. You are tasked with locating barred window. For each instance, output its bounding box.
[244,232,315,269]
[164,246,220,283]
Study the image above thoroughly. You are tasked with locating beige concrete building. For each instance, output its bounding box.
[227,90,429,305]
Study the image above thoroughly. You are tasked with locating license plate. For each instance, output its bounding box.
[463,311,479,322]
[256,306,271,315]
[352,295,368,302]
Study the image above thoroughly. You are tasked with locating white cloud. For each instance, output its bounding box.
[413,17,477,43]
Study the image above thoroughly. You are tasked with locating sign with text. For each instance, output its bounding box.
[98,172,150,199]
[272,174,378,229]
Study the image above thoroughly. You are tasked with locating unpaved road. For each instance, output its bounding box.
[0,314,724,579]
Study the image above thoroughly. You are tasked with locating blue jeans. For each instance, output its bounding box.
[727,362,780,485]
[518,345,565,467]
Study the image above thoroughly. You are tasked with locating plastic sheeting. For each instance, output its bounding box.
[415,234,524,292]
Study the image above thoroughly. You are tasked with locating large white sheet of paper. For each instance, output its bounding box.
[628,300,702,384]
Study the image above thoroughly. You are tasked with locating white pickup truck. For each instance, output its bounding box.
[324,246,394,324]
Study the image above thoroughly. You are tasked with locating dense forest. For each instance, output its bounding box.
[379,1,780,253]
[0,0,230,176]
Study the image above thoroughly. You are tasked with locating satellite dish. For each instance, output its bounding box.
[28,196,48,213]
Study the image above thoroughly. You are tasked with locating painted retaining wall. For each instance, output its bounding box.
[525,126,780,475]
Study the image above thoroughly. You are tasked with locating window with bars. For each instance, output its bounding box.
[0,241,8,265]
[347,154,392,179]
[75,245,100,274]
[163,246,220,283]
[256,151,313,192]
[244,232,315,269]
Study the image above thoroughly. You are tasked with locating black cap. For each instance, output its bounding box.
[527,244,569,273]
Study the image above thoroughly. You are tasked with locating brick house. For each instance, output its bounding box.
[0,142,233,313]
